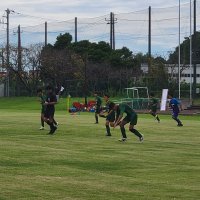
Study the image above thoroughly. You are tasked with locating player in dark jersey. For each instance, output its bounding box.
[94,92,102,124]
[148,93,160,122]
[102,94,115,136]
[113,103,143,142]
[37,88,46,130]
[43,85,58,134]
[168,93,183,127]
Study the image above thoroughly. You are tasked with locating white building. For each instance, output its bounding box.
[141,63,200,84]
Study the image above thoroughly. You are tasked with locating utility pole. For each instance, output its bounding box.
[193,0,197,98]
[105,12,117,50]
[17,25,22,71]
[6,8,10,97]
[45,21,47,46]
[112,12,116,50]
[75,17,77,43]
[17,25,22,96]
[4,9,14,97]
[148,6,152,69]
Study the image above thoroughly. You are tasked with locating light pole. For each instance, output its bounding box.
[189,0,192,105]
[178,0,181,99]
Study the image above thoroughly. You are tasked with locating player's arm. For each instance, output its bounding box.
[114,114,123,128]
[46,101,57,105]
[178,101,183,111]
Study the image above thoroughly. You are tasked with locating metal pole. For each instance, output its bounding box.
[17,25,22,96]
[148,6,151,69]
[45,21,47,46]
[6,9,10,97]
[75,17,77,43]
[112,12,115,50]
[110,12,113,49]
[178,0,181,99]
[189,0,193,105]
[193,0,196,97]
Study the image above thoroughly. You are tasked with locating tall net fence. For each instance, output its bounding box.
[0,1,199,58]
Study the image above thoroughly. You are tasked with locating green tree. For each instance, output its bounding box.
[54,33,72,49]
[168,31,200,64]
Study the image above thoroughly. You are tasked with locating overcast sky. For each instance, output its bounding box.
[0,0,199,57]
[0,0,191,26]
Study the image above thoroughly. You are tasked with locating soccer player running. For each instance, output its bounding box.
[168,93,183,127]
[94,92,102,124]
[43,85,58,134]
[148,93,160,123]
[102,94,115,136]
[113,103,144,142]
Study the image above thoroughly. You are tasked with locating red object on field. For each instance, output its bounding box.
[73,102,85,110]
[87,100,96,107]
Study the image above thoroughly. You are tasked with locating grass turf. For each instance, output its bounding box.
[0,97,200,199]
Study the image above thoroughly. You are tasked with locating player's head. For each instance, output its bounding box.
[36,88,43,95]
[46,85,54,93]
[149,92,154,98]
[109,102,115,110]
[168,92,174,99]
[104,94,110,101]
[93,91,98,97]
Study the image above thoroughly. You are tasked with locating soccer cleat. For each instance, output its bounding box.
[118,138,127,142]
[49,126,57,134]
[177,124,183,127]
[139,136,144,142]
[105,133,111,136]
[39,126,44,130]
[95,122,99,124]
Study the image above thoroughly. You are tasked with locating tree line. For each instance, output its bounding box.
[0,32,200,97]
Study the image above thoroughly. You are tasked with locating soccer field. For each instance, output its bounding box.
[0,98,200,200]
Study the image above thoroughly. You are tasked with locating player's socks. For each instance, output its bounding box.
[130,128,143,139]
[95,115,98,123]
[48,123,57,134]
[172,116,182,125]
[106,125,111,136]
[120,126,127,139]
[41,119,44,127]
[156,115,160,122]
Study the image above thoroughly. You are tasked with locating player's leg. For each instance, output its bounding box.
[105,120,111,136]
[118,117,129,141]
[40,113,45,130]
[52,111,58,126]
[172,113,183,126]
[95,107,100,124]
[155,111,160,122]
[150,110,160,122]
[48,116,57,134]
[44,110,57,134]
[129,113,143,141]
[105,111,115,136]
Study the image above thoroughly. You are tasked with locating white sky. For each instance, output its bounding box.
[0,0,191,26]
[0,0,199,57]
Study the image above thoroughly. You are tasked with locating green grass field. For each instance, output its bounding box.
[0,97,200,200]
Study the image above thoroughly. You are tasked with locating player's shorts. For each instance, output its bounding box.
[44,109,55,119]
[151,107,157,113]
[123,112,138,126]
[172,111,179,118]
[106,111,115,122]
[95,106,102,114]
